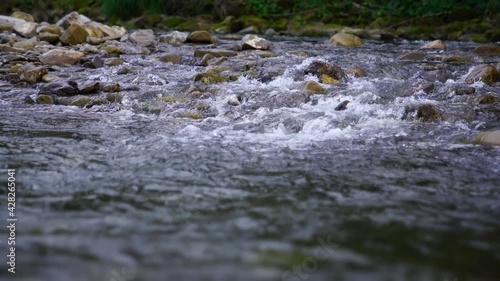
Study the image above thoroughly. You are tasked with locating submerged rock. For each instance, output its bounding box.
[475,130,500,146]
[335,100,350,111]
[421,40,446,50]
[36,94,54,104]
[302,81,325,94]
[159,53,181,64]
[475,94,500,104]
[455,87,475,95]
[417,104,441,122]
[39,49,85,65]
[240,34,270,50]
[399,51,425,61]
[346,66,367,77]
[465,64,498,85]
[474,44,500,56]
[305,61,347,84]
[328,33,362,47]
[194,72,227,83]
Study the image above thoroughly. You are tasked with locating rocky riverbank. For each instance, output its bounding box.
[0,11,499,145]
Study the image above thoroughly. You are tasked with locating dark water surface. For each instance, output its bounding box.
[0,36,499,281]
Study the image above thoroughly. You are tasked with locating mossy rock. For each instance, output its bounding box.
[176,18,210,31]
[368,16,399,29]
[194,72,227,84]
[184,111,202,119]
[160,96,187,103]
[238,15,268,32]
[485,29,500,42]
[271,18,288,31]
[161,16,188,28]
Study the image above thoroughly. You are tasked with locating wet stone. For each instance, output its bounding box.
[465,64,498,85]
[129,29,156,47]
[186,31,213,44]
[305,61,347,84]
[417,104,441,122]
[455,87,475,95]
[240,34,270,50]
[104,57,124,66]
[79,81,100,94]
[36,94,54,104]
[18,64,47,84]
[159,53,181,64]
[476,94,500,104]
[302,81,325,94]
[39,49,85,66]
[399,51,425,61]
[193,49,237,58]
[60,23,89,45]
[101,83,120,92]
[335,100,350,111]
[39,81,78,96]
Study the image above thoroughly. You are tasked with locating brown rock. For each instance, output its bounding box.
[79,81,100,94]
[417,104,441,122]
[39,32,60,44]
[465,64,498,85]
[421,39,446,50]
[37,25,62,35]
[60,23,89,45]
[442,55,469,63]
[186,31,213,44]
[0,24,13,32]
[11,11,34,22]
[399,51,425,61]
[305,61,347,84]
[159,53,181,64]
[328,33,362,47]
[335,100,350,111]
[476,94,500,104]
[474,45,500,56]
[82,24,103,39]
[455,87,475,95]
[12,41,35,50]
[200,53,214,66]
[101,83,120,92]
[37,94,54,104]
[302,81,325,94]
[39,49,85,65]
[18,64,47,83]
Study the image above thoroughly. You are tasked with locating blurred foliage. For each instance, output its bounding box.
[1,0,497,22]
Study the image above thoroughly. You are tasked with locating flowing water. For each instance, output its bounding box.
[0,35,499,281]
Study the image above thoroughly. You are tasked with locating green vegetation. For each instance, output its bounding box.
[2,0,498,21]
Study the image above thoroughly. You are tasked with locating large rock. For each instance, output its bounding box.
[421,39,446,50]
[13,22,38,38]
[305,61,347,84]
[60,23,89,45]
[159,31,188,45]
[465,64,498,85]
[416,104,441,122]
[186,30,213,44]
[475,130,500,146]
[129,29,156,46]
[474,45,500,56]
[18,64,47,84]
[39,49,85,65]
[328,33,362,47]
[0,15,26,27]
[56,12,91,29]
[240,34,270,50]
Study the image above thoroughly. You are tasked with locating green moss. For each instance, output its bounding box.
[162,16,187,28]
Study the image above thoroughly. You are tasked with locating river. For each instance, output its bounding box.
[1,35,499,281]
